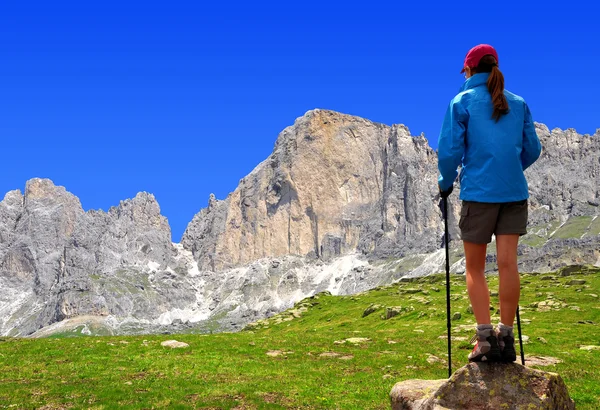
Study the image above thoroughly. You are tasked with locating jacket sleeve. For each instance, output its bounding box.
[521,103,542,171]
[437,97,468,191]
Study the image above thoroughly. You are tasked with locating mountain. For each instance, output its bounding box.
[1,109,598,337]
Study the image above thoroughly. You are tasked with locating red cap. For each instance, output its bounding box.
[460,44,499,73]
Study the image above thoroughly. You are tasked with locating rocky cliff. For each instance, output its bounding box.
[182,110,600,273]
[1,110,598,337]
[181,110,445,272]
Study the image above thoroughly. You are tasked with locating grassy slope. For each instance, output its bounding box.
[1,266,599,409]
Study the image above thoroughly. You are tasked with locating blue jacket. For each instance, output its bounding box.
[437,73,542,202]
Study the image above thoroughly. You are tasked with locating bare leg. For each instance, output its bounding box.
[496,234,520,327]
[464,241,490,325]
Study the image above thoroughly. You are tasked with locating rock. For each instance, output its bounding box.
[363,304,383,318]
[319,352,340,358]
[526,355,562,366]
[334,337,371,345]
[489,291,498,297]
[466,306,473,314]
[385,307,404,320]
[161,340,189,349]
[401,288,422,295]
[426,355,445,365]
[266,350,294,357]
[589,294,599,298]
[390,379,446,409]
[566,279,587,285]
[390,362,575,410]
[452,312,461,320]
[181,110,445,272]
[383,374,393,380]
[438,335,468,342]
[580,345,600,351]
[537,337,548,344]
[339,355,354,360]
[577,320,596,325]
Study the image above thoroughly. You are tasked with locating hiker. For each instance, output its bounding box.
[437,44,542,362]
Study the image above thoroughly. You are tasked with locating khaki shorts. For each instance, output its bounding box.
[459,200,528,244]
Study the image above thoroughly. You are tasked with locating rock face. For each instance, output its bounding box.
[390,362,575,410]
[1,110,599,336]
[182,110,600,275]
[182,110,445,272]
[0,179,199,336]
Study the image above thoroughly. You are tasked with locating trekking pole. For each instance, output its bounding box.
[443,196,452,378]
[516,306,525,365]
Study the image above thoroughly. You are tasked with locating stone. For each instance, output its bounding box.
[526,355,562,366]
[334,337,371,345]
[537,337,548,344]
[385,307,404,320]
[319,352,340,358]
[161,340,189,349]
[566,279,586,285]
[401,288,422,295]
[390,362,575,410]
[438,335,468,342]
[390,379,445,409]
[426,355,445,365]
[363,304,383,318]
[452,312,461,320]
[266,350,294,357]
[580,345,600,351]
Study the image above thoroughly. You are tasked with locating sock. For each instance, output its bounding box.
[475,324,493,341]
[498,322,514,336]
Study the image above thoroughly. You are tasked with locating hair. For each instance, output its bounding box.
[471,55,509,122]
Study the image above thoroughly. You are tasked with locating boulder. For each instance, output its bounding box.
[390,362,574,409]
[160,340,189,349]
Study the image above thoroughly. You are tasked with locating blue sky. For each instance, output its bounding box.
[2,1,598,241]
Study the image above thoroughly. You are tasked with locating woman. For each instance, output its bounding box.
[437,44,542,362]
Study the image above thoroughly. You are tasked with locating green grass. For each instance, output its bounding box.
[587,216,600,237]
[1,267,600,409]
[551,216,594,239]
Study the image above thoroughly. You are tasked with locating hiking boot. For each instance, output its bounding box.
[497,325,517,363]
[468,325,501,362]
